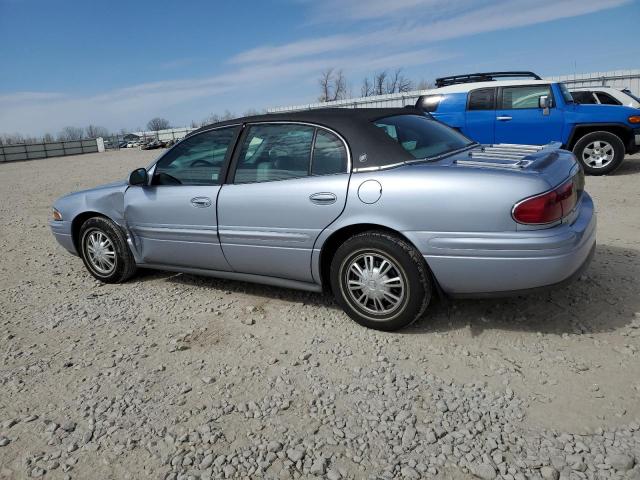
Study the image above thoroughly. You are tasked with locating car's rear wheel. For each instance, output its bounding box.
[330,231,431,331]
[572,131,625,175]
[79,217,137,283]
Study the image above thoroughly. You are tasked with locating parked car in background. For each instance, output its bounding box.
[416,71,640,175]
[570,86,640,108]
[141,140,166,150]
[50,108,595,331]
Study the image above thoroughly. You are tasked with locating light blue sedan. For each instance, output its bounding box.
[50,108,596,330]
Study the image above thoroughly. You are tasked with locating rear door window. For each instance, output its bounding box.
[233,124,314,183]
[467,88,496,110]
[311,130,348,175]
[571,91,597,104]
[595,92,621,105]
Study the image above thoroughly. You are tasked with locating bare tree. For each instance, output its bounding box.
[318,68,347,102]
[147,117,170,132]
[373,71,388,95]
[85,125,109,138]
[220,110,235,121]
[57,126,84,141]
[318,68,334,102]
[392,69,414,93]
[0,133,25,145]
[201,113,221,126]
[361,77,374,97]
[43,133,54,143]
[415,78,433,90]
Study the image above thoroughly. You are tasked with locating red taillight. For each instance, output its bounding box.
[513,179,577,225]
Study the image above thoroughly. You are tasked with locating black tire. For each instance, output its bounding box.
[572,131,625,175]
[329,231,431,331]
[79,217,137,283]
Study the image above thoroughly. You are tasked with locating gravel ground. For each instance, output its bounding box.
[1,149,639,480]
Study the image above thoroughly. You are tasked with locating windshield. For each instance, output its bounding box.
[559,83,574,104]
[374,114,474,159]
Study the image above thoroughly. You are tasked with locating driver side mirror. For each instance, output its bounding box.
[128,168,148,186]
[539,95,551,115]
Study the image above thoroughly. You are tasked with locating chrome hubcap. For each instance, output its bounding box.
[84,230,116,275]
[344,252,405,316]
[583,140,614,168]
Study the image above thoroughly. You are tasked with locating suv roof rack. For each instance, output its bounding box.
[435,71,542,88]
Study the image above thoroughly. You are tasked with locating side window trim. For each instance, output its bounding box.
[227,121,351,185]
[150,124,242,187]
[308,128,319,176]
[497,84,555,110]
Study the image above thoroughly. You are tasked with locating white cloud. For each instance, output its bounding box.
[0,49,451,135]
[0,0,631,135]
[233,0,630,65]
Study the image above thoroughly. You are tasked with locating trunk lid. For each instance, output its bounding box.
[446,142,578,188]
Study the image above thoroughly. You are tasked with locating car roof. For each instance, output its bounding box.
[190,107,420,132]
[189,107,426,170]
[423,79,553,95]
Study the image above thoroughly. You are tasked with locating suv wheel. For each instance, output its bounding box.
[330,231,431,331]
[79,217,137,283]
[573,131,625,175]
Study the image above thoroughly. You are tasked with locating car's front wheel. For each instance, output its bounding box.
[330,231,432,331]
[572,131,625,175]
[79,217,137,283]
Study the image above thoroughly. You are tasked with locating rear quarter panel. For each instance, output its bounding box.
[319,162,553,240]
[431,93,467,130]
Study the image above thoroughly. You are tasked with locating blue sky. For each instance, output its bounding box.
[1,0,639,135]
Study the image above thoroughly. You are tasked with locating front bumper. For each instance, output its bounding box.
[50,220,78,255]
[405,192,596,297]
[628,128,640,154]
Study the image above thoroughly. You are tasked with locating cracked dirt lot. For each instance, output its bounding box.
[1,149,639,480]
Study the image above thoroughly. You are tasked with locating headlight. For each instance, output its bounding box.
[629,115,640,124]
[52,208,63,221]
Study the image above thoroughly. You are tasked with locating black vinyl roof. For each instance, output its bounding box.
[188,107,425,170]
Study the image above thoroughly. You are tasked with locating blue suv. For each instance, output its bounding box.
[416,71,640,175]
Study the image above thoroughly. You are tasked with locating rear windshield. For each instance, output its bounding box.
[374,114,474,159]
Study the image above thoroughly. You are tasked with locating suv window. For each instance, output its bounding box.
[374,114,473,159]
[595,92,621,105]
[311,130,348,175]
[234,124,314,183]
[152,127,238,186]
[416,95,442,113]
[500,85,552,109]
[571,91,597,104]
[467,88,495,110]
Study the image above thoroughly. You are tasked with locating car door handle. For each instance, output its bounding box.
[309,192,337,205]
[190,196,212,208]
[496,116,513,121]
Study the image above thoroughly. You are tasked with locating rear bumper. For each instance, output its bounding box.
[49,220,78,255]
[405,192,596,296]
